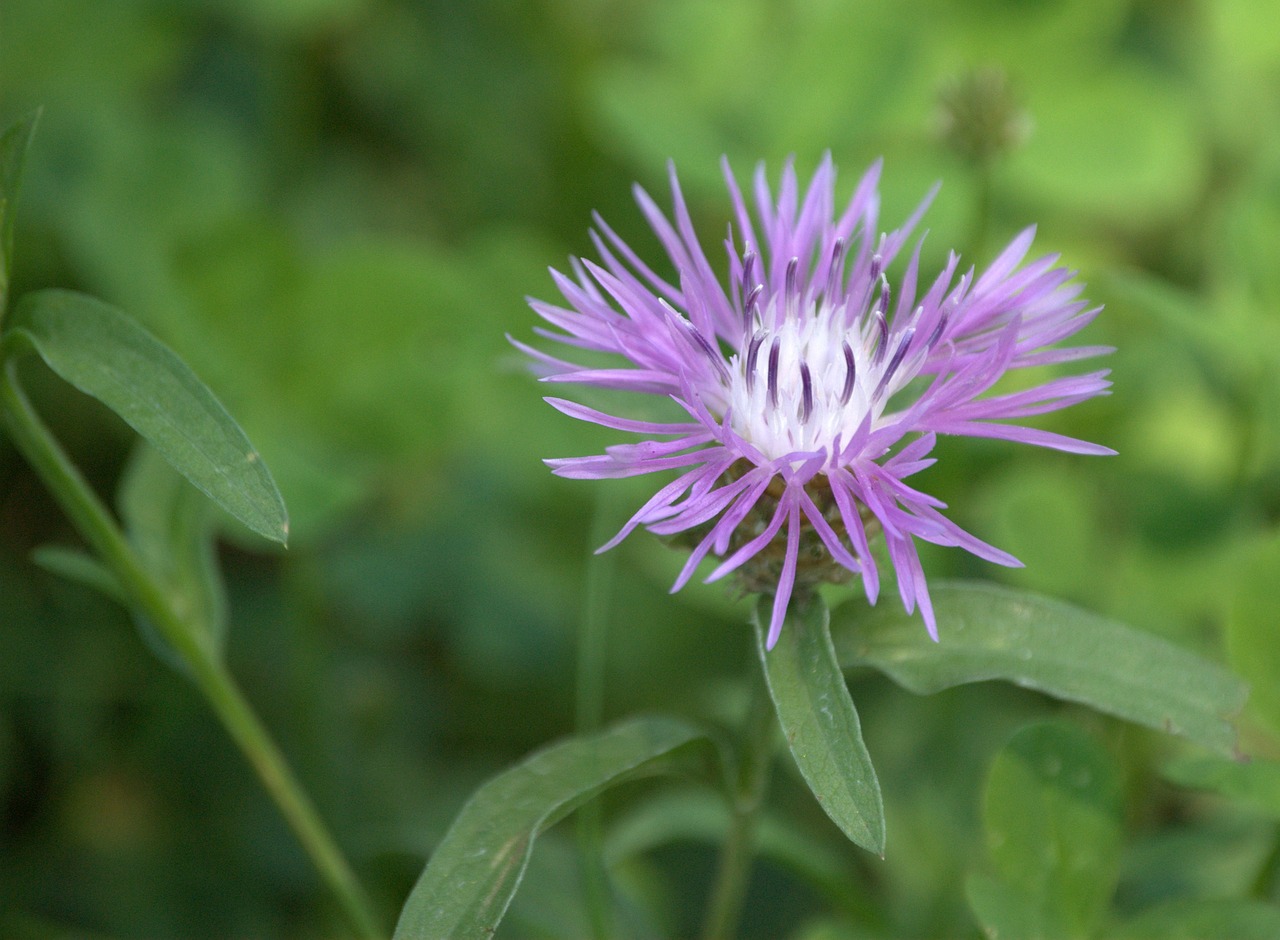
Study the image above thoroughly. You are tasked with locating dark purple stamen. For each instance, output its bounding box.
[875,275,891,320]
[868,251,884,282]
[784,257,800,317]
[767,338,781,408]
[825,237,847,301]
[874,327,916,399]
[744,330,766,392]
[925,309,949,350]
[687,323,730,382]
[871,310,889,364]
[744,284,763,320]
[799,361,813,423]
[840,340,857,405]
[741,250,757,297]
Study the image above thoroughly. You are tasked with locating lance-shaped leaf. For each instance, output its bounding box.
[0,109,40,314]
[757,595,885,855]
[1114,898,1280,939]
[1164,755,1280,820]
[119,443,229,665]
[969,721,1124,940]
[393,715,707,940]
[834,581,1246,755]
[6,289,288,544]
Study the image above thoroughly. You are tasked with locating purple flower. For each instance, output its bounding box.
[519,156,1113,648]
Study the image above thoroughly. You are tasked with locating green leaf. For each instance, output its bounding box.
[1114,899,1280,940]
[757,595,885,855]
[393,715,706,940]
[603,787,872,919]
[1227,534,1280,737]
[30,544,126,604]
[0,109,40,315]
[7,289,288,544]
[834,581,1246,755]
[965,872,1044,940]
[119,443,229,662]
[972,721,1124,940]
[1164,755,1280,819]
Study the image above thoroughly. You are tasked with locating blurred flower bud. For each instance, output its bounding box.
[936,67,1033,167]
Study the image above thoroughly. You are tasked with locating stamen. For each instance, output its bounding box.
[925,309,949,350]
[875,273,891,319]
[767,337,781,408]
[840,340,857,405]
[784,257,801,320]
[799,361,813,423]
[824,237,847,302]
[872,310,889,364]
[744,330,766,392]
[874,327,916,399]
[868,250,885,282]
[687,322,730,382]
[741,249,757,297]
[744,284,763,322]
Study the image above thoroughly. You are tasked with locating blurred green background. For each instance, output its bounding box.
[2,0,1279,937]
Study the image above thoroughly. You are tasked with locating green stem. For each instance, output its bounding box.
[0,355,384,940]
[576,496,617,940]
[699,661,776,940]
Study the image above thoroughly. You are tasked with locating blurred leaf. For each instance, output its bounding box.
[29,545,125,604]
[835,581,1247,755]
[1007,67,1201,218]
[603,787,869,916]
[0,108,39,313]
[1164,755,1280,819]
[1097,268,1273,380]
[965,872,1043,940]
[119,443,228,662]
[971,721,1123,940]
[7,289,288,544]
[758,595,885,856]
[1227,534,1280,737]
[1114,899,1280,940]
[393,715,707,940]
[586,0,912,189]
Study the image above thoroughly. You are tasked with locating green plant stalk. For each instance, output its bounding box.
[699,655,777,940]
[0,354,384,940]
[576,496,618,940]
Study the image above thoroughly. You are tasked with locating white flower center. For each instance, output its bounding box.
[724,298,919,462]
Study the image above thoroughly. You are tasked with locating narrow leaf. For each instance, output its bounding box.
[1226,534,1280,737]
[965,873,1043,940]
[973,721,1123,940]
[119,443,229,662]
[393,715,706,940]
[1164,755,1280,819]
[757,594,885,855]
[0,109,40,313]
[1114,899,1280,940]
[30,545,126,604]
[834,581,1246,755]
[8,289,288,544]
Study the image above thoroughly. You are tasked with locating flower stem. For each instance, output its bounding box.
[699,657,776,940]
[576,496,618,940]
[0,356,384,940]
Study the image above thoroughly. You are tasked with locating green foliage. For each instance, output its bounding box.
[969,721,1124,940]
[118,443,229,665]
[393,716,707,940]
[758,595,885,856]
[2,0,1279,937]
[0,109,38,313]
[5,289,287,544]
[837,581,1247,755]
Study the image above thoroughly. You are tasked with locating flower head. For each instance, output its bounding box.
[520,156,1113,648]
